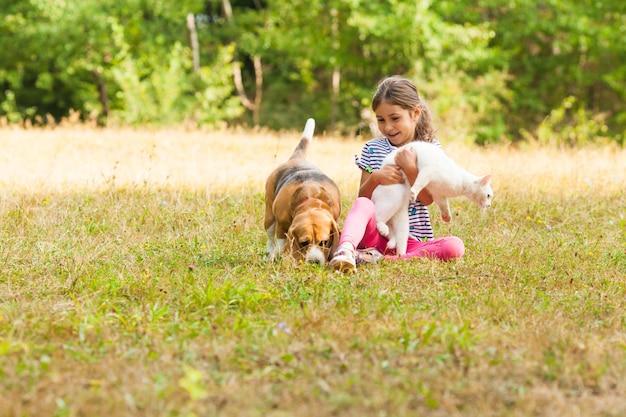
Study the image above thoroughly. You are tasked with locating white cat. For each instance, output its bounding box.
[371,141,493,256]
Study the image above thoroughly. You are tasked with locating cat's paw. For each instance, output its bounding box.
[376,222,390,237]
[441,213,451,223]
[387,237,397,249]
[410,188,419,201]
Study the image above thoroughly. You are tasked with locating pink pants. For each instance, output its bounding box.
[339,197,465,261]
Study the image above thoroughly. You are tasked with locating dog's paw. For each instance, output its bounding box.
[410,189,419,201]
[264,246,280,262]
[376,221,390,237]
[387,237,397,249]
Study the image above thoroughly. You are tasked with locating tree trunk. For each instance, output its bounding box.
[329,8,340,133]
[252,55,263,126]
[223,0,263,126]
[222,0,233,20]
[331,66,340,133]
[93,70,109,126]
[186,13,200,72]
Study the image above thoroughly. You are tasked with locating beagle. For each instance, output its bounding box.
[264,118,341,265]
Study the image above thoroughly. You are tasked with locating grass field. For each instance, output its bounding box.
[1,126,625,416]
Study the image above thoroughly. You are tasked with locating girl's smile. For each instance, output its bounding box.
[375,101,421,147]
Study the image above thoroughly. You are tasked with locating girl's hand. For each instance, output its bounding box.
[394,146,416,169]
[394,146,418,184]
[394,145,434,205]
[372,164,405,186]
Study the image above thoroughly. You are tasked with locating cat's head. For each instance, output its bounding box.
[472,175,493,209]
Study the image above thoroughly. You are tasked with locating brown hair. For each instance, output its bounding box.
[371,76,436,143]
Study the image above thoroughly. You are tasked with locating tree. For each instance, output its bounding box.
[435,0,626,144]
[241,0,506,139]
[3,0,624,145]
[0,0,242,126]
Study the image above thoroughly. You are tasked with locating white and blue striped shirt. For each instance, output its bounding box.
[355,137,441,240]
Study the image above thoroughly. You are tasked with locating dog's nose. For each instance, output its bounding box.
[305,248,326,265]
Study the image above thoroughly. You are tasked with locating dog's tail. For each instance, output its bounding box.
[289,118,315,160]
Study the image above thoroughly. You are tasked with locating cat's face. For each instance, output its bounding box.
[473,175,494,209]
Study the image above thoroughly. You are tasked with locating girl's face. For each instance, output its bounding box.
[375,101,420,147]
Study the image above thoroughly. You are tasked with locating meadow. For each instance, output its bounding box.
[1,125,625,416]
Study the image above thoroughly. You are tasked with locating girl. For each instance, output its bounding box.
[330,76,465,273]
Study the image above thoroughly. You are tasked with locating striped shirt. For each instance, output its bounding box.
[355,137,442,240]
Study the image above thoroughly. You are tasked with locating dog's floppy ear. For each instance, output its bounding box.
[327,219,341,262]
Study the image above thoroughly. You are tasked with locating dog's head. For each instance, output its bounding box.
[284,207,340,265]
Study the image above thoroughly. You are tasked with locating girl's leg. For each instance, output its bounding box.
[397,236,465,261]
[338,197,386,251]
[331,197,388,272]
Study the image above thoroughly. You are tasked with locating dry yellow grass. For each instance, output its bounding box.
[2,126,624,197]
[0,126,360,194]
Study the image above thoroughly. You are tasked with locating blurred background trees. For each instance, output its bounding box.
[1,0,624,145]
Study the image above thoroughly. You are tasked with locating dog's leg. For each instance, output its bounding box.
[276,238,286,255]
[265,222,277,261]
[266,219,288,261]
[264,186,278,261]
[272,223,288,260]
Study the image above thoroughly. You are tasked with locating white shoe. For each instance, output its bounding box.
[329,246,357,273]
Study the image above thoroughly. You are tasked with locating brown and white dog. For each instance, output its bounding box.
[264,118,341,265]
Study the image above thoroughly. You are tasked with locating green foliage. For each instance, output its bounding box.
[109,26,240,126]
[0,0,240,127]
[191,45,245,126]
[1,0,626,143]
[436,0,626,144]
[0,90,27,123]
[239,0,508,135]
[528,96,612,147]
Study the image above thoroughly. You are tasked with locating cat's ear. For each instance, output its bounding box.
[480,175,492,185]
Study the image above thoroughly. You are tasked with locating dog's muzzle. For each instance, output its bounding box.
[304,247,326,265]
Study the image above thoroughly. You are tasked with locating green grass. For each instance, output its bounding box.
[1,129,625,416]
